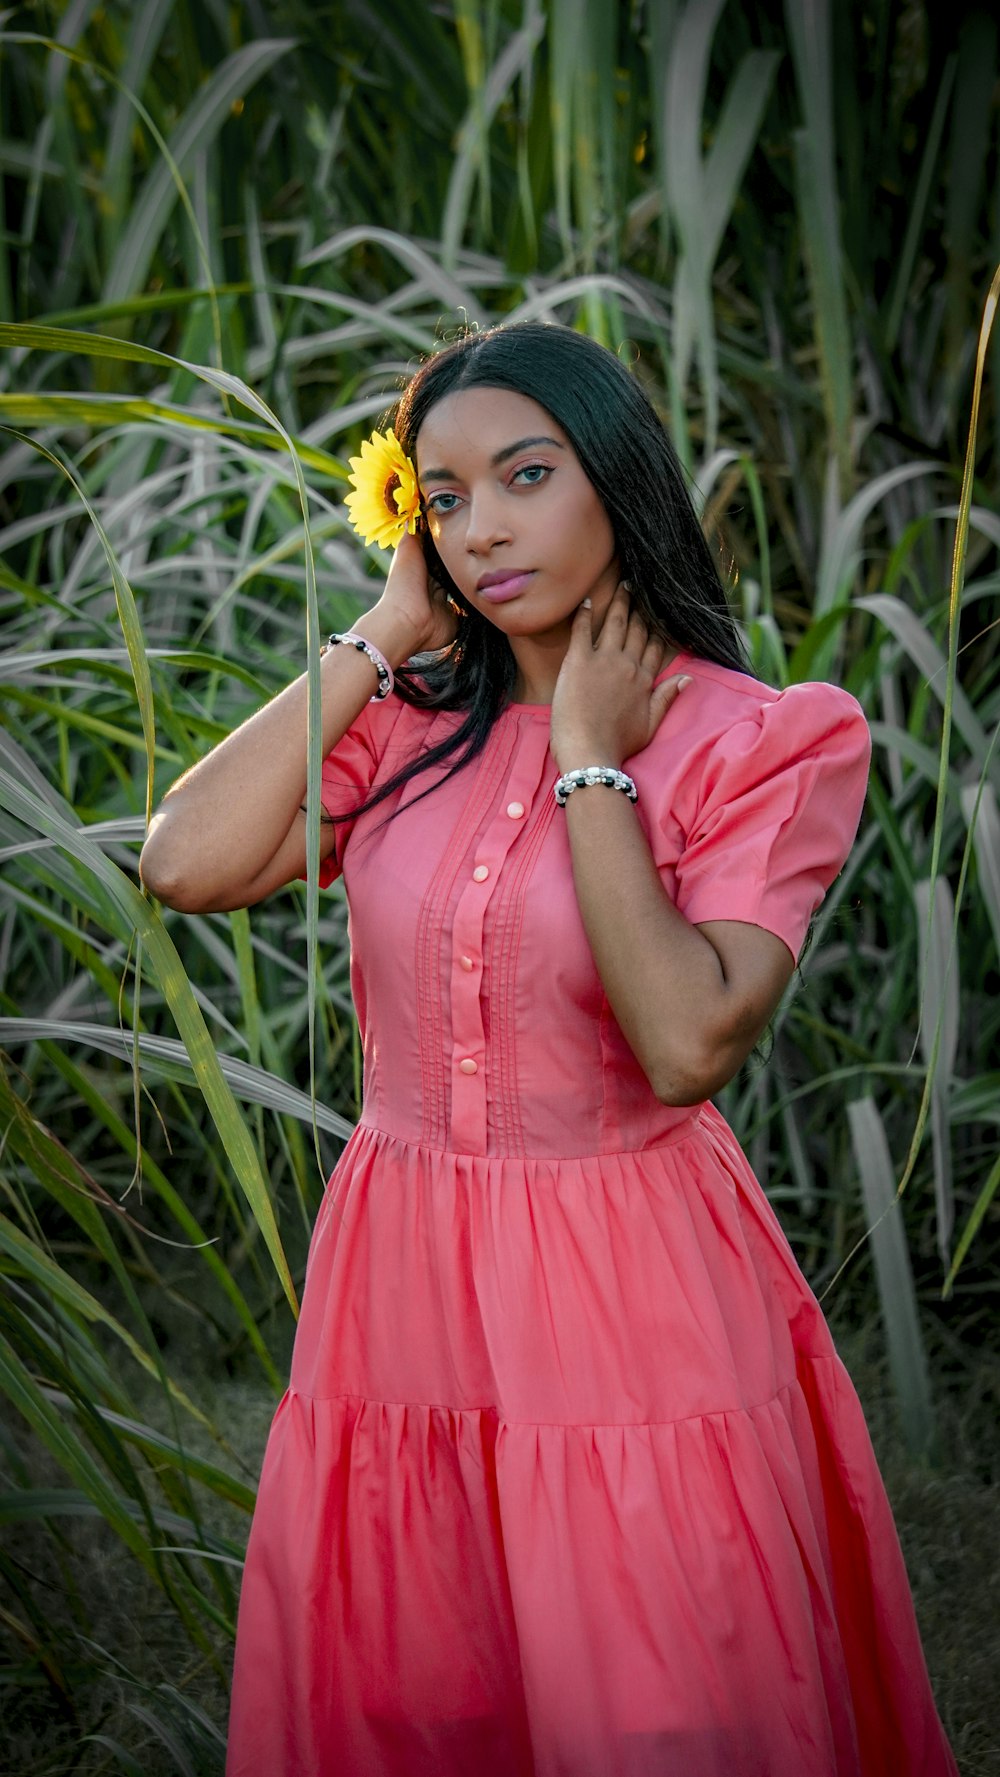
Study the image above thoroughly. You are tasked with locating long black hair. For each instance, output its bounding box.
[335,321,750,821]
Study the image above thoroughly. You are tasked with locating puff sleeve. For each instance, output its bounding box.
[308,695,407,889]
[673,682,871,962]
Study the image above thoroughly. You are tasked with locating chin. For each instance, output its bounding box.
[478,599,575,633]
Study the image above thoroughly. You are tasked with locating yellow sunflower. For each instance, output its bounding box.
[344,428,422,549]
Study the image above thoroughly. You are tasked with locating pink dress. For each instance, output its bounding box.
[227,652,957,1777]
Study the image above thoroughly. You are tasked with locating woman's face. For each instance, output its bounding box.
[414,386,620,639]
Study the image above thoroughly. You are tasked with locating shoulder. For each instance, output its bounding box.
[666,652,868,731]
[660,653,870,776]
[639,654,871,839]
[657,659,871,957]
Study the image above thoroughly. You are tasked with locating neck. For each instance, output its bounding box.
[508,574,621,704]
[509,629,571,705]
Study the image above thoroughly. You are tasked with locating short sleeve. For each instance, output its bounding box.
[673,682,871,961]
[306,697,406,889]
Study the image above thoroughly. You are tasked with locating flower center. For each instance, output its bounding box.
[383,471,401,512]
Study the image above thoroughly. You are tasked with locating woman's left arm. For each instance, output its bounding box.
[551,584,794,1106]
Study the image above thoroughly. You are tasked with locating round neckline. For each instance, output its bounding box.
[503,651,694,715]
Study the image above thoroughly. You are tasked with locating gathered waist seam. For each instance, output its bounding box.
[349,1111,706,1163]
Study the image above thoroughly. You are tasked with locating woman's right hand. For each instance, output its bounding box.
[364,530,460,659]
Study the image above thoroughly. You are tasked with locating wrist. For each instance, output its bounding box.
[555,764,637,808]
[553,737,624,774]
[325,631,394,701]
[352,602,424,670]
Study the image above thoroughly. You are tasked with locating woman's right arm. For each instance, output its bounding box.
[139,538,451,914]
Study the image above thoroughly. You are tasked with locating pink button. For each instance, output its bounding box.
[472,864,489,882]
[459,955,474,972]
[459,1058,478,1075]
[506,801,525,819]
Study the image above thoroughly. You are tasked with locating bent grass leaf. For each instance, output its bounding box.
[665,20,778,448]
[22,1043,282,1389]
[847,1097,935,1459]
[877,261,1000,1289]
[960,780,1000,956]
[856,593,989,769]
[83,1407,255,1514]
[0,1333,157,1571]
[0,1212,215,1434]
[443,7,546,273]
[0,314,337,1176]
[944,1152,1000,1300]
[100,0,172,266]
[100,37,297,305]
[0,426,158,823]
[0,771,298,1314]
[0,392,341,479]
[816,463,943,618]
[0,1018,354,1141]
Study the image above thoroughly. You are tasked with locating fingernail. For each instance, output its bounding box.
[582,597,592,608]
[677,674,692,689]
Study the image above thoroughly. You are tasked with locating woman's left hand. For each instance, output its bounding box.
[550,581,691,772]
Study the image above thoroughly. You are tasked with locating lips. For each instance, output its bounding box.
[475,570,535,603]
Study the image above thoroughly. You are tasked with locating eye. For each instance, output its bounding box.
[425,490,461,513]
[512,462,550,486]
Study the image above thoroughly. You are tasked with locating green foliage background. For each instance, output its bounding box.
[1,0,998,1769]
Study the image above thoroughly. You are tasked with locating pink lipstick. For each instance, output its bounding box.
[476,571,535,603]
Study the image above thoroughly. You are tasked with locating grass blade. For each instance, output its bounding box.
[913,878,958,1265]
[785,0,853,482]
[847,1097,935,1459]
[959,779,1000,957]
[0,770,298,1314]
[0,1017,354,1140]
[103,37,296,304]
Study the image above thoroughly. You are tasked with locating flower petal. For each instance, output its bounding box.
[345,428,420,549]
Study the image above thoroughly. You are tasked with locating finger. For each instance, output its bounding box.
[649,672,693,729]
[596,581,630,643]
[569,595,595,647]
[624,604,649,658]
[641,633,666,675]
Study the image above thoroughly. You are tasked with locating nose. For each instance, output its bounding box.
[463,486,512,556]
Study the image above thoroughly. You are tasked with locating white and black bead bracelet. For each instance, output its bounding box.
[326,631,394,701]
[553,766,638,806]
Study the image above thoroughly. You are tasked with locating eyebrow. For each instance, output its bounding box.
[418,435,566,482]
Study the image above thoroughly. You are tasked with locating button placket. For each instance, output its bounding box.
[448,717,554,1154]
[449,874,490,1153]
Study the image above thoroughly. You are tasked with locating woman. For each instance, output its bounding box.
[140,322,957,1777]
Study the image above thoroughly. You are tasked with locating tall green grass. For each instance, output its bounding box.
[1,1,998,1766]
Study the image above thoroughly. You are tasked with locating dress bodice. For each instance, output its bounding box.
[316,656,870,1160]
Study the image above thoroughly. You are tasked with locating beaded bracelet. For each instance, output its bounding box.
[326,631,394,701]
[553,766,638,806]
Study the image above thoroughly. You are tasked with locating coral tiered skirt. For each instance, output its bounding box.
[226,1107,957,1777]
